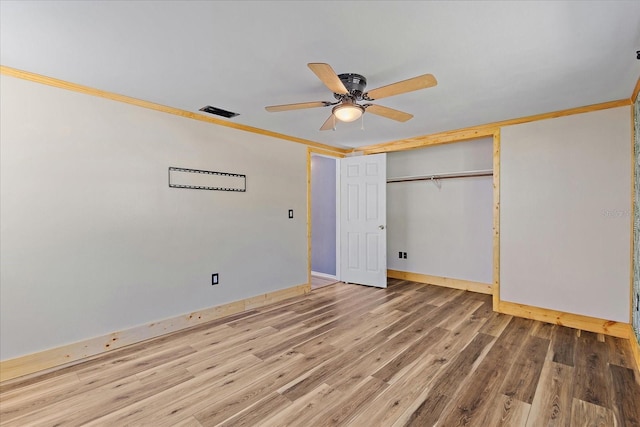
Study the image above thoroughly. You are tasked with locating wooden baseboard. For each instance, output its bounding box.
[496,300,630,339]
[387,270,493,294]
[311,271,337,280]
[630,327,640,373]
[0,283,310,383]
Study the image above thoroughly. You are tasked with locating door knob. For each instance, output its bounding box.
[379,225,385,230]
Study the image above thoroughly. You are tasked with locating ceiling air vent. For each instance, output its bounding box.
[199,105,239,118]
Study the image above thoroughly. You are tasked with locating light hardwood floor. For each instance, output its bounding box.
[1,279,639,426]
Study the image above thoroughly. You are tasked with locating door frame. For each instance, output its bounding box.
[307,148,345,286]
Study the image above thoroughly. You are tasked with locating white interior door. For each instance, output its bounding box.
[340,153,387,288]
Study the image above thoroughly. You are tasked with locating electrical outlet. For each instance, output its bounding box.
[288,209,294,219]
[403,252,407,259]
[212,273,219,285]
[398,251,403,259]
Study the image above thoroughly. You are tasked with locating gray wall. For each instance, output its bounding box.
[387,138,493,283]
[0,75,308,360]
[501,106,631,322]
[311,155,336,276]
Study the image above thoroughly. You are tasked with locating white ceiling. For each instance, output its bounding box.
[1,1,639,149]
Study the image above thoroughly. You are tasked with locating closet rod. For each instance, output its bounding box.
[387,169,493,183]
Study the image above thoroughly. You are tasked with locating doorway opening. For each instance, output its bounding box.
[310,154,339,290]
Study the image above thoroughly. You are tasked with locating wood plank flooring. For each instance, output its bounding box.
[1,279,639,426]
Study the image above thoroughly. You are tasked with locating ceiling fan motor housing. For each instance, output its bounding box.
[336,73,367,100]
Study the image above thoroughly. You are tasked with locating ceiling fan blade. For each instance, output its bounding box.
[265,101,329,112]
[308,63,348,95]
[365,104,413,122]
[365,74,437,100]
[319,114,336,131]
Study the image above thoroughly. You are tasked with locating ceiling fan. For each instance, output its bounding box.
[265,63,437,131]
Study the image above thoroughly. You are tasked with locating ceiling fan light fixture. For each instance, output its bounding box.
[332,103,364,122]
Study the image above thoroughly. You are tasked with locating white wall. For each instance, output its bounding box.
[501,106,631,322]
[0,75,308,360]
[387,138,493,283]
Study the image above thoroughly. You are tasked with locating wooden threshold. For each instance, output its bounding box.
[0,283,310,382]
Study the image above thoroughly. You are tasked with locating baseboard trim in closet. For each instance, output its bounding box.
[0,283,311,383]
[387,269,493,294]
[497,300,630,339]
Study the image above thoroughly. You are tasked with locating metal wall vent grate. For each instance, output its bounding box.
[199,105,239,118]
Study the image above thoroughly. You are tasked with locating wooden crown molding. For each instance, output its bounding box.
[355,99,631,155]
[0,65,349,155]
[4,65,633,158]
[632,75,640,104]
